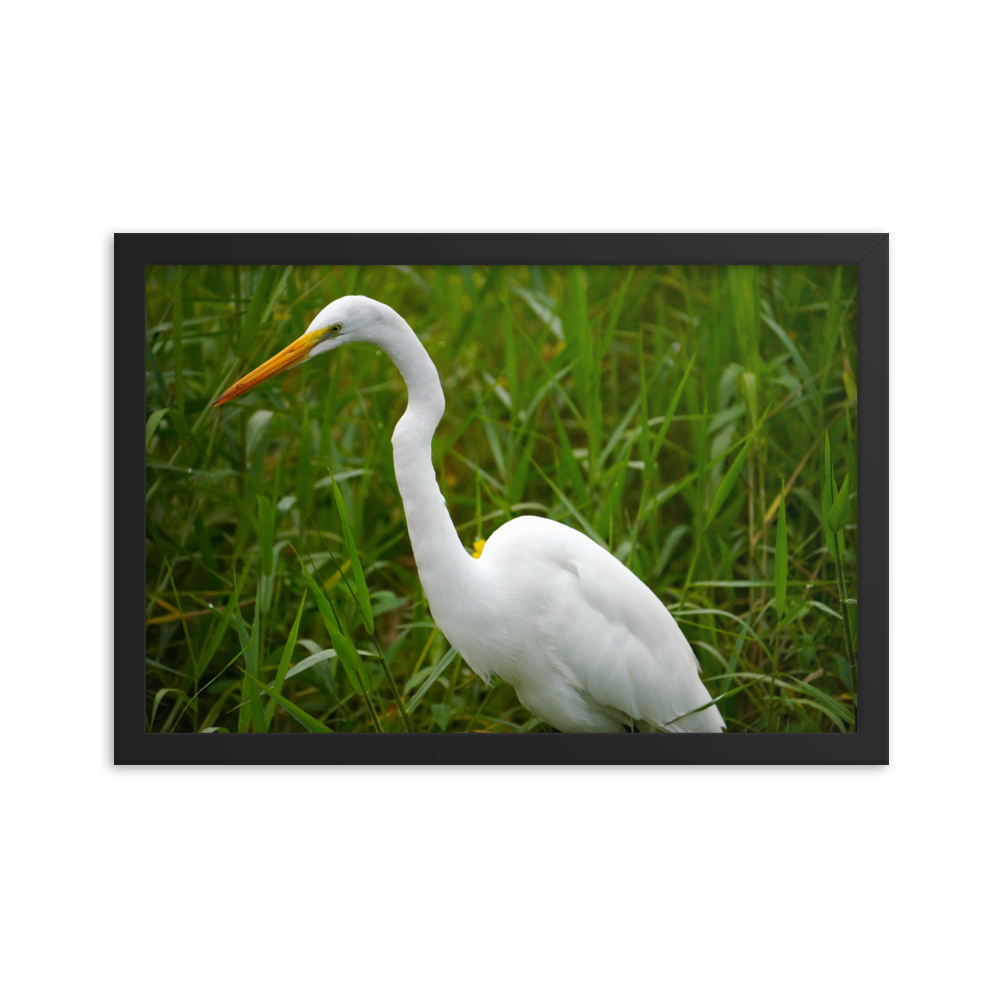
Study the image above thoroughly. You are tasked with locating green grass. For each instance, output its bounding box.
[145,263,857,734]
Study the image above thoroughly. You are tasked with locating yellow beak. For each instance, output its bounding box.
[212,327,329,406]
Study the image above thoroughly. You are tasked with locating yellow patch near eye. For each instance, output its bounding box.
[472,539,486,559]
[308,323,342,342]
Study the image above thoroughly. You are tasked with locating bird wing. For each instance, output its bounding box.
[481,517,724,732]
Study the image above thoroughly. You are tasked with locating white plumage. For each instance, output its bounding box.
[215,294,725,734]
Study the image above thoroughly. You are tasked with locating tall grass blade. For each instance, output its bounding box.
[705,434,753,530]
[237,266,276,358]
[822,433,837,555]
[146,408,169,450]
[196,564,250,680]
[551,405,588,501]
[406,647,459,714]
[828,473,850,534]
[649,350,696,467]
[775,483,788,620]
[741,371,758,426]
[265,591,307,730]
[234,604,265,734]
[598,266,634,363]
[241,669,333,733]
[257,495,275,575]
[291,546,369,698]
[330,474,374,634]
[597,446,632,545]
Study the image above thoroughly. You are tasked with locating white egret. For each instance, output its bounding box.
[215,296,725,733]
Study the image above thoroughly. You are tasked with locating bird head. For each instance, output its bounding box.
[212,295,396,406]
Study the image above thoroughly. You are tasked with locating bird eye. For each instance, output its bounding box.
[330,324,343,335]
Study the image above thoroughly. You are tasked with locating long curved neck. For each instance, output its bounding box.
[382,317,476,615]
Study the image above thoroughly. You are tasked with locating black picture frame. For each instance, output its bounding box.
[121,234,888,764]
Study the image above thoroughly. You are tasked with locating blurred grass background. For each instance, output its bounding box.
[145,263,857,734]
